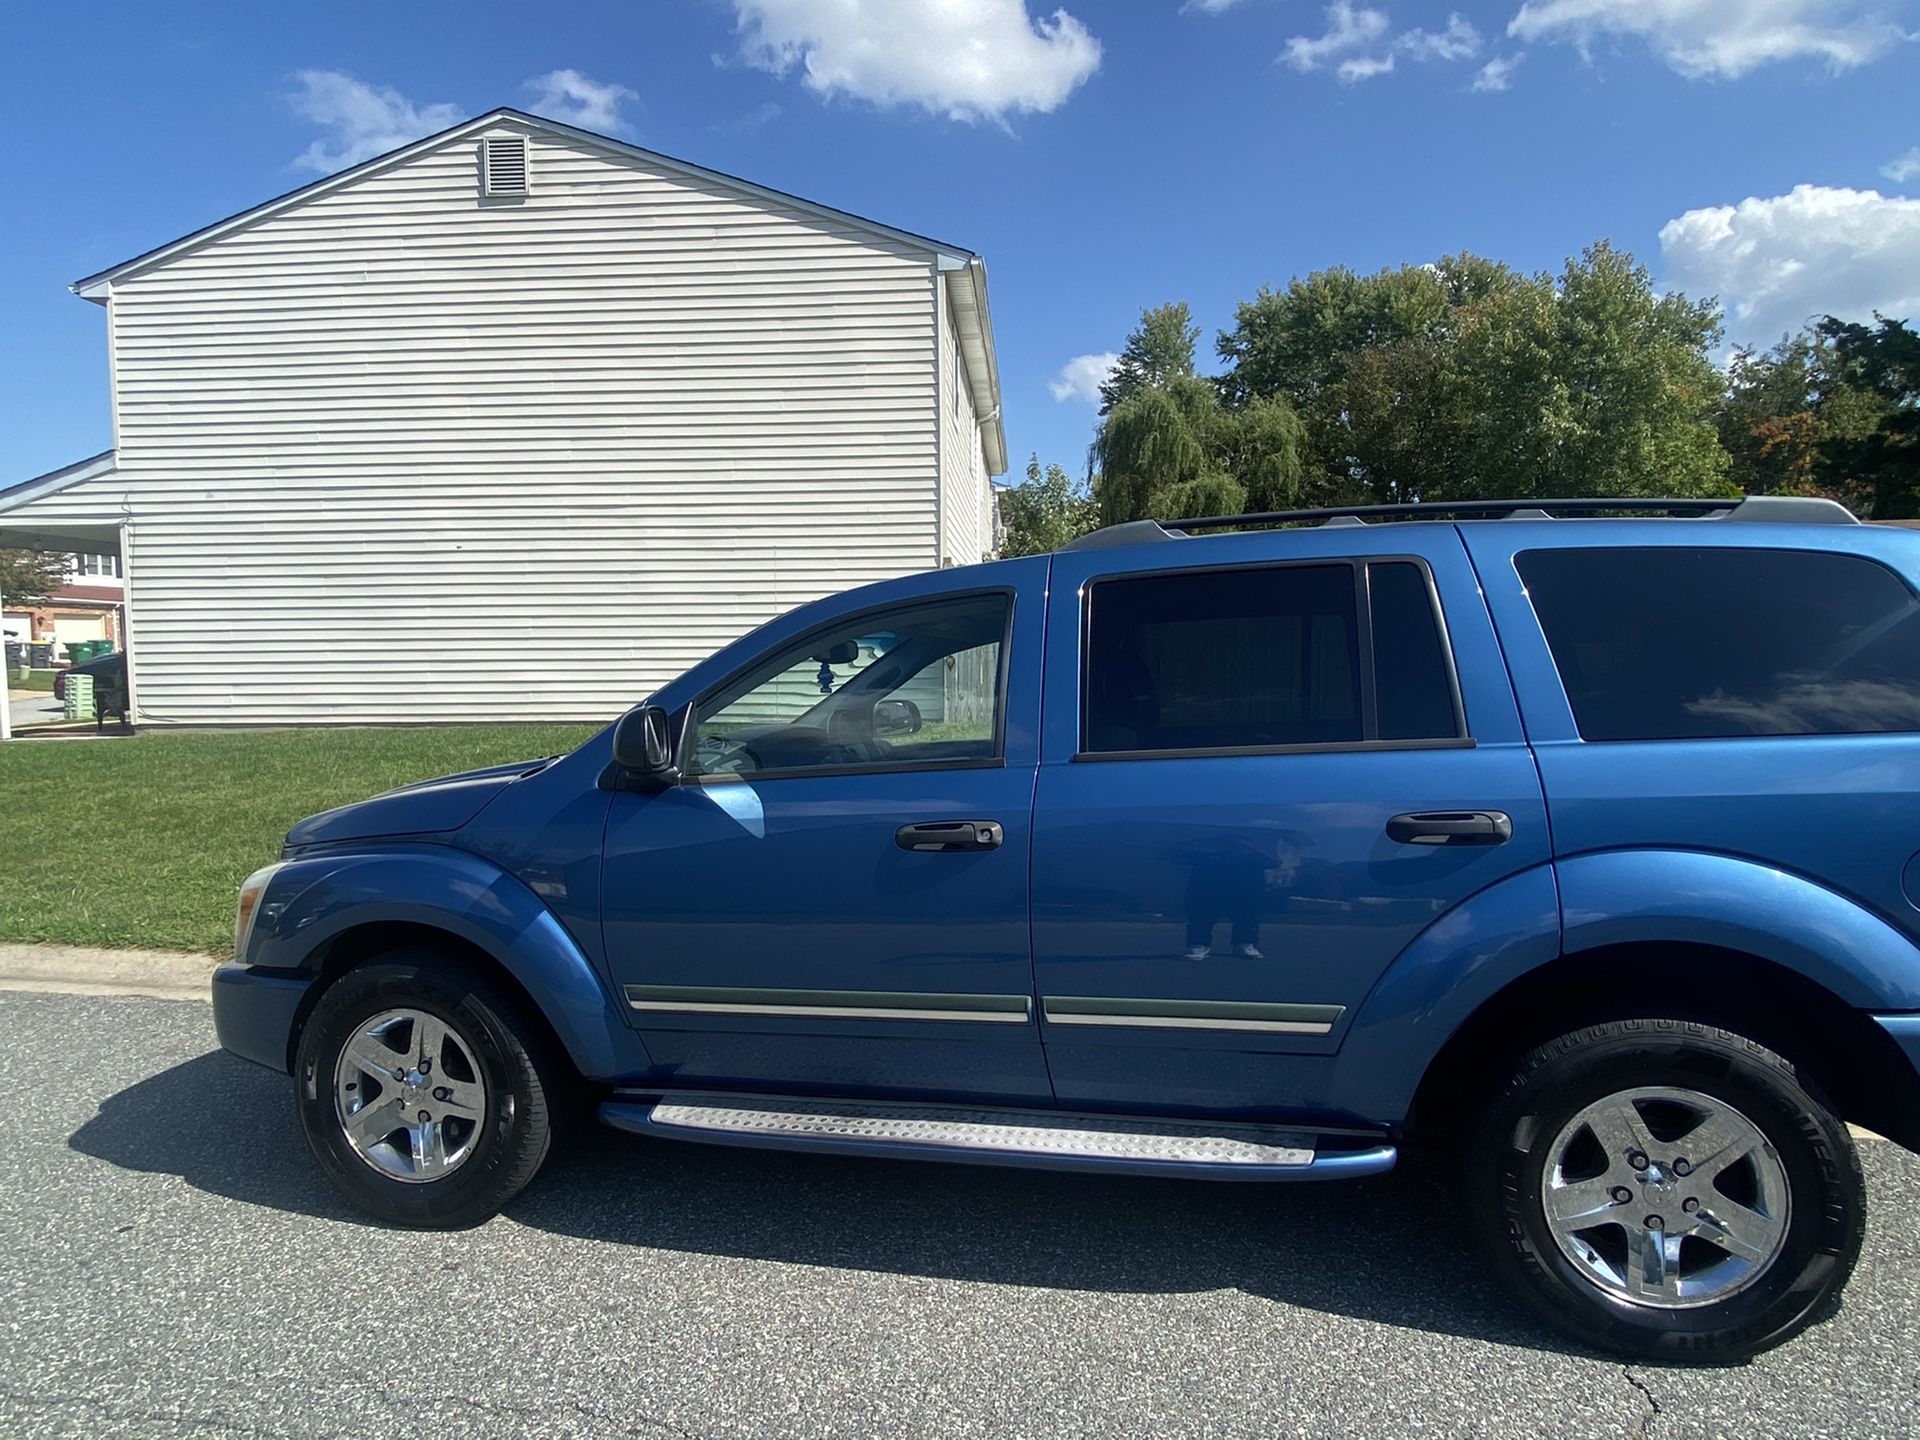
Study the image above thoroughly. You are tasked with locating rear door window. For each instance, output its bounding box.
[1081,560,1463,756]
[1516,546,1920,740]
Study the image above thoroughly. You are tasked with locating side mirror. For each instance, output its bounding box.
[873,698,922,736]
[612,705,679,784]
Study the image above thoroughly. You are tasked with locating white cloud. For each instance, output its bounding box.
[730,0,1101,124]
[1050,352,1120,404]
[1284,5,1481,81]
[1182,0,1245,12]
[1659,184,1920,345]
[526,69,638,135]
[1885,147,1920,185]
[1338,53,1398,81]
[1400,14,1482,62]
[288,70,463,173]
[1282,2,1391,72]
[1473,52,1525,89]
[1507,0,1908,79]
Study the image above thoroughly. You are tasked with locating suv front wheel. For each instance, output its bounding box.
[295,953,559,1228]
[1468,1019,1864,1362]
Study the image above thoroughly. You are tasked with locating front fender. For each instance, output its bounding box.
[1558,849,1920,1011]
[250,844,643,1080]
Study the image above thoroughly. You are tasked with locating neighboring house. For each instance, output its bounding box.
[1,537,127,659]
[0,108,1005,725]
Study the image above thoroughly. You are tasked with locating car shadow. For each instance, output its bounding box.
[71,1050,1566,1355]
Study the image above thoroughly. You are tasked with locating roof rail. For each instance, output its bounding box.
[1058,494,1857,551]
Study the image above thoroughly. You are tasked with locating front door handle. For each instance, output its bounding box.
[1386,811,1513,846]
[896,820,1004,853]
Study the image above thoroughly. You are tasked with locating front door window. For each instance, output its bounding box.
[691,593,1009,779]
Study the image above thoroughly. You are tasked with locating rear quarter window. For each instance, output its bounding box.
[1516,546,1920,740]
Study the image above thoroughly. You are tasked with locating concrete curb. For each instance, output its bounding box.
[0,942,219,1001]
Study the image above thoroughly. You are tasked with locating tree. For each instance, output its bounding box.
[0,549,69,606]
[1215,244,1732,502]
[1818,315,1920,518]
[998,454,1097,556]
[1098,302,1200,414]
[1091,375,1307,525]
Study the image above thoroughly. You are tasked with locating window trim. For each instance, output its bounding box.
[1074,554,1469,763]
[679,586,1018,786]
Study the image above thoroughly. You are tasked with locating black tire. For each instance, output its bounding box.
[295,953,559,1229]
[1466,1019,1865,1363]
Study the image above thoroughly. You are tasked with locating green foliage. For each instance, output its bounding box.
[1818,315,1920,518]
[1214,243,1732,502]
[1091,374,1306,525]
[1717,329,1891,512]
[998,455,1097,556]
[1099,302,1199,414]
[0,549,70,606]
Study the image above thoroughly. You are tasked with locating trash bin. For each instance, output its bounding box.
[63,673,94,722]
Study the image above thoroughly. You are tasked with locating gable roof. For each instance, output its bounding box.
[0,450,116,514]
[69,107,1006,476]
[71,107,976,295]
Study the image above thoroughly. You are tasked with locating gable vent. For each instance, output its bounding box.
[480,136,529,198]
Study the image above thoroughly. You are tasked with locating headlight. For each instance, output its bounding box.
[233,864,285,961]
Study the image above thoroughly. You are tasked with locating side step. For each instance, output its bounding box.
[599,1096,1396,1182]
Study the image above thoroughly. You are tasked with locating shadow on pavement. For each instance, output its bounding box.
[72,1049,1563,1354]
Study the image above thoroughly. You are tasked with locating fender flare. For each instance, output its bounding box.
[1326,850,1920,1125]
[250,845,641,1080]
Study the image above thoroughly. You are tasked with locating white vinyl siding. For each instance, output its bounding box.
[937,273,993,568]
[25,122,951,725]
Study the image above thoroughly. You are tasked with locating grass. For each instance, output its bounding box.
[0,724,600,954]
[10,670,57,693]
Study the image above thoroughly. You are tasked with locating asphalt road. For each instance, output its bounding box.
[2,990,1916,1439]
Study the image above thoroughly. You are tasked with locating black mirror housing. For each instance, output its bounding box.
[612,705,680,784]
[873,698,923,736]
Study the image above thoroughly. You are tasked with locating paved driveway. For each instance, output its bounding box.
[2,989,1916,1438]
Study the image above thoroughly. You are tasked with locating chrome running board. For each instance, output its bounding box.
[598,1096,1396,1181]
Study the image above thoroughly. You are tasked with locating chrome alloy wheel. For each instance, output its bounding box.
[332,1008,492,1183]
[1542,1086,1791,1309]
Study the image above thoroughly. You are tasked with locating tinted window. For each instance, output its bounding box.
[1370,561,1462,741]
[1084,564,1361,754]
[1517,547,1920,740]
[692,594,1008,777]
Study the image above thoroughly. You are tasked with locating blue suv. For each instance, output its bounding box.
[214,495,1920,1362]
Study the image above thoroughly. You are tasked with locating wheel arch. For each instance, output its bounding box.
[1328,850,1920,1152]
[1404,942,1920,1152]
[254,848,643,1083]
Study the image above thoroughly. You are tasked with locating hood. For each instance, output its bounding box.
[283,757,554,849]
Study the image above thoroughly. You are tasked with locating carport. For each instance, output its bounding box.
[0,453,130,740]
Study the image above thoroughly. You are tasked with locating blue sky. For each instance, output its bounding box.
[3,0,1917,486]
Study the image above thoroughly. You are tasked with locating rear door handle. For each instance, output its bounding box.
[1386,811,1513,846]
[895,820,1004,853]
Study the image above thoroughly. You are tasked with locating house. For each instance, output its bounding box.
[0,108,1005,726]
[1,477,126,663]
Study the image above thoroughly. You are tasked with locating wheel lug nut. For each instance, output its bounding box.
[1682,1197,1699,1214]
[1673,1158,1691,1176]
[1611,1187,1632,1204]
[418,1110,430,1122]
[433,1086,452,1102]
[1644,1215,1664,1230]
[1627,1150,1649,1171]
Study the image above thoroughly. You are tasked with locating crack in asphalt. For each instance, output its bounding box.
[1623,1367,1662,1437]
[0,1381,278,1437]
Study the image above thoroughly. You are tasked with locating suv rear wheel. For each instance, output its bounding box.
[1467,1019,1864,1362]
[295,953,559,1228]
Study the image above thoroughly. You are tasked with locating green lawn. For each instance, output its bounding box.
[10,670,57,693]
[0,724,600,954]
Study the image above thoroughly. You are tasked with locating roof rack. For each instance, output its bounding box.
[1058,494,1857,551]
